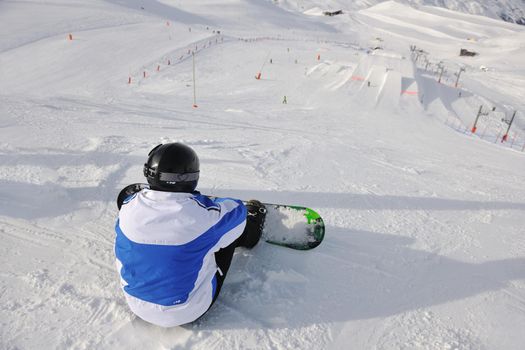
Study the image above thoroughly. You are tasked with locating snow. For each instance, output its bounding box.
[1,0,525,349]
[262,206,317,245]
[284,0,525,25]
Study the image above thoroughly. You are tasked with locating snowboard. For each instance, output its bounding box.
[117,183,325,250]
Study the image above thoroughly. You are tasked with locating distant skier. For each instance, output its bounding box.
[114,143,266,327]
[282,95,287,104]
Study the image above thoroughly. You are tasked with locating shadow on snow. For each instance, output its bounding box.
[195,226,525,330]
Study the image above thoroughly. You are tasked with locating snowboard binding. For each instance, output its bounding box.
[237,200,267,249]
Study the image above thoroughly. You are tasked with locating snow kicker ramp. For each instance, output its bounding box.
[348,51,419,110]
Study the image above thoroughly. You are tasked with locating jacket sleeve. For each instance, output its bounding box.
[193,195,247,249]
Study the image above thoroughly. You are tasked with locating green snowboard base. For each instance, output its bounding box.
[261,203,324,250]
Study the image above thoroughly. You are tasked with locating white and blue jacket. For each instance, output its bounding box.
[115,189,246,327]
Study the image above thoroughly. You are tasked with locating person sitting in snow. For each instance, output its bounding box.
[114,142,266,327]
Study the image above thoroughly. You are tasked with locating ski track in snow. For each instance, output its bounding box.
[1,0,525,349]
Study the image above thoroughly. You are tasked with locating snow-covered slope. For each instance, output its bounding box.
[1,1,525,349]
[281,0,525,25]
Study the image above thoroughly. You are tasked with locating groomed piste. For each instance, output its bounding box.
[1,1,524,349]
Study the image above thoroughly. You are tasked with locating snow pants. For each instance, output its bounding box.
[211,219,261,303]
[194,217,262,322]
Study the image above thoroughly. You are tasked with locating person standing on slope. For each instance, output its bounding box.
[114,142,266,327]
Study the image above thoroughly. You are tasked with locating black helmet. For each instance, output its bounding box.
[143,143,200,192]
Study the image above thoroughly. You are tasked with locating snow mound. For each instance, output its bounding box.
[303,7,325,16]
